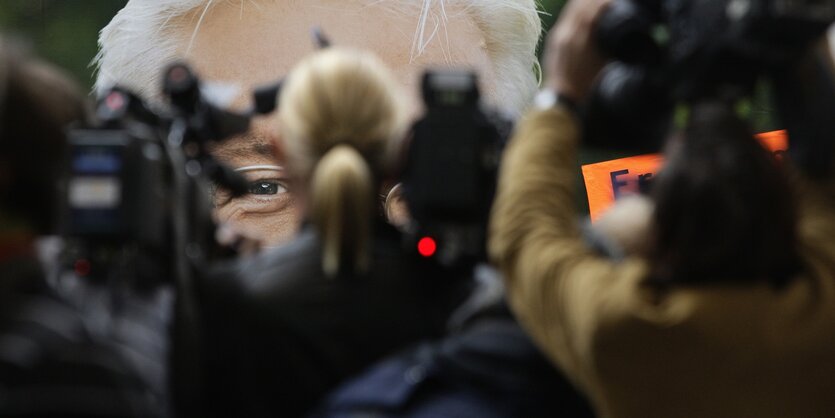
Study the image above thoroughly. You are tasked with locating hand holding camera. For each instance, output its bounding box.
[544,0,613,103]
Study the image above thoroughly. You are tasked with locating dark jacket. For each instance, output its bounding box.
[200,222,472,418]
[312,270,595,418]
[53,270,173,416]
[0,255,158,417]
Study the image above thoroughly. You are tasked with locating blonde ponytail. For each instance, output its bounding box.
[278,48,408,277]
[310,145,373,277]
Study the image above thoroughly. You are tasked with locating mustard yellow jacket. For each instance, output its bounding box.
[489,108,835,418]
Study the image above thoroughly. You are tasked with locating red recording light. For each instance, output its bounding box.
[74,259,92,277]
[105,92,126,111]
[417,237,437,258]
[169,66,188,83]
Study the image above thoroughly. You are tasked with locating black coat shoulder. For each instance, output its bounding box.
[200,225,473,418]
[0,258,159,418]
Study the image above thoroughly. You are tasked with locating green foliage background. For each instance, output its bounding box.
[540,0,566,39]
[0,1,127,90]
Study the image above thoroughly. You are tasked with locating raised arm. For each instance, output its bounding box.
[488,0,648,391]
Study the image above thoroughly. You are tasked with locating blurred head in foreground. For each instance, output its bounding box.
[0,38,87,236]
[649,101,798,286]
[278,48,407,276]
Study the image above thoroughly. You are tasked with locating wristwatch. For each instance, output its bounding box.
[533,88,581,115]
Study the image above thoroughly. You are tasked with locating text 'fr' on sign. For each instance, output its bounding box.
[581,130,788,221]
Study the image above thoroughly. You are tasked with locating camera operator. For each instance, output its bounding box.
[489,0,835,417]
[0,39,158,417]
[198,49,473,418]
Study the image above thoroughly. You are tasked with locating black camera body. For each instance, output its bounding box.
[61,64,273,284]
[587,0,835,151]
[66,95,167,247]
[403,70,510,268]
[61,89,173,283]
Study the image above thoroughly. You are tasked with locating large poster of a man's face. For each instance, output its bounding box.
[96,0,540,245]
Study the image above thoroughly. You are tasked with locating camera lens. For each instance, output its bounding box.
[596,0,664,65]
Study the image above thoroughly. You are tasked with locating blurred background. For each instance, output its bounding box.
[0,0,775,133]
[0,1,127,90]
[1,0,780,213]
[0,0,566,91]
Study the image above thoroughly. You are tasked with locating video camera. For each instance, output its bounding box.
[585,0,835,157]
[61,63,278,287]
[62,90,169,286]
[402,70,511,269]
[61,63,282,417]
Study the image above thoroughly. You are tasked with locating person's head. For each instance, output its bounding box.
[0,39,87,235]
[279,48,407,276]
[94,0,541,245]
[648,101,798,286]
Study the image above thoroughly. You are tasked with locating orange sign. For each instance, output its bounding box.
[581,130,789,221]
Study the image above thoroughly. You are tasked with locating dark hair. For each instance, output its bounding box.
[0,39,87,234]
[648,101,798,286]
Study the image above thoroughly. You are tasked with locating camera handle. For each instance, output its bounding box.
[163,118,207,417]
[163,61,268,416]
